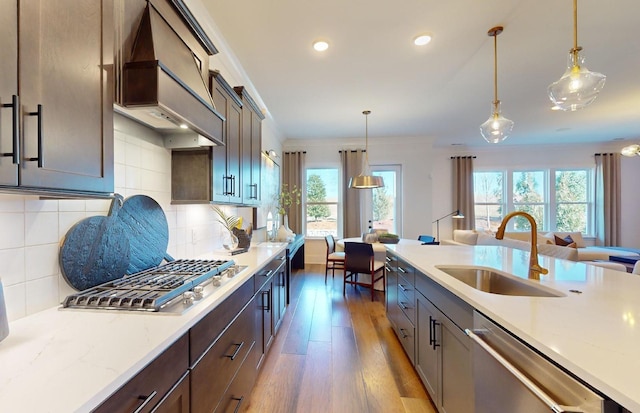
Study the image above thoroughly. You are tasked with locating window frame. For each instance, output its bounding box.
[303,166,341,238]
[472,167,594,235]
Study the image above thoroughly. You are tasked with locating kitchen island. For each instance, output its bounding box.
[387,243,640,412]
[0,242,288,412]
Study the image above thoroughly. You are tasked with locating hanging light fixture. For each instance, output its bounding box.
[480,26,514,144]
[548,0,605,111]
[621,144,640,157]
[349,110,384,189]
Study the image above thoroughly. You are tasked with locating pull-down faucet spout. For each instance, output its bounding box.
[495,211,549,280]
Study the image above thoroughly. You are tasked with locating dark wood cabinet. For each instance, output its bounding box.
[190,297,256,413]
[234,86,264,206]
[93,334,189,413]
[209,71,243,204]
[0,0,114,195]
[96,252,289,413]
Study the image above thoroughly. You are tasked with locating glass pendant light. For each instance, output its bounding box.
[349,110,384,189]
[480,26,514,144]
[548,0,605,111]
[621,144,640,157]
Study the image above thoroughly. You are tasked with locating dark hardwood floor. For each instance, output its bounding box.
[244,264,436,413]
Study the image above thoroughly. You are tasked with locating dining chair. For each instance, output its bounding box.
[343,242,385,301]
[324,235,345,283]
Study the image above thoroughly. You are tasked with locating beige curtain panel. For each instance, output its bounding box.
[452,156,475,231]
[595,153,621,246]
[340,150,364,238]
[282,151,306,234]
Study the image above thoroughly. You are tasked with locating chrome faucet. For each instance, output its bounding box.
[495,211,548,280]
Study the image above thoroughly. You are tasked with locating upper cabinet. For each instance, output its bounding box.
[210,71,243,204]
[234,86,264,206]
[0,0,114,196]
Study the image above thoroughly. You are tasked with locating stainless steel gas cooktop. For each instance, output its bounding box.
[62,259,247,314]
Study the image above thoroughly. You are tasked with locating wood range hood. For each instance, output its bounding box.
[118,2,224,147]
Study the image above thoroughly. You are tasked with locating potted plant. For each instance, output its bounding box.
[277,184,301,241]
[211,205,241,250]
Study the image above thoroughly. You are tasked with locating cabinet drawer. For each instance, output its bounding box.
[214,342,256,413]
[191,302,255,413]
[254,254,285,292]
[397,285,415,324]
[396,259,414,286]
[190,277,254,365]
[93,334,189,413]
[393,311,415,365]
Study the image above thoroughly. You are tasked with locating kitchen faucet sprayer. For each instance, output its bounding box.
[495,211,549,280]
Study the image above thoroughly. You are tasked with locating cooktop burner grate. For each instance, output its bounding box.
[62,259,235,312]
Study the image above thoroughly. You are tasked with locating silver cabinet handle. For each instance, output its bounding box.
[465,329,583,413]
[133,390,157,413]
[1,95,20,164]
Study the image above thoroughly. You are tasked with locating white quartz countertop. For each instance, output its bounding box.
[387,243,640,412]
[0,242,288,413]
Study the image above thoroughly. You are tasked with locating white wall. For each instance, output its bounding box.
[0,115,251,322]
[285,135,436,264]
[431,142,640,248]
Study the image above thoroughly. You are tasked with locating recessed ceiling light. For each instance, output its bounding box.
[313,40,329,52]
[413,34,432,46]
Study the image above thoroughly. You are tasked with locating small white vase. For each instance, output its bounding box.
[278,215,295,241]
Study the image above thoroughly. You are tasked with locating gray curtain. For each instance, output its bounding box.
[341,150,364,238]
[452,156,475,230]
[282,151,306,234]
[595,153,621,246]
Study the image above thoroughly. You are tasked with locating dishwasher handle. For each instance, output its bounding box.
[465,329,584,413]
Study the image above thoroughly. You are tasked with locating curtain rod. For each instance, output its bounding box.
[450,156,476,159]
[338,149,366,153]
[283,151,307,154]
[594,153,615,156]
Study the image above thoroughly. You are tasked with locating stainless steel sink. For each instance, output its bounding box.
[435,266,565,297]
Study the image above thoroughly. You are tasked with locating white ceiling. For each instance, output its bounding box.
[198,0,640,148]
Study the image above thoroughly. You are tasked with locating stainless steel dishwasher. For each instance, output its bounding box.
[466,311,618,413]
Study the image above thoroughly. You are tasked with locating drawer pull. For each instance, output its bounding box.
[133,390,157,413]
[226,341,245,360]
[399,328,409,339]
[261,269,274,278]
[398,266,407,274]
[399,301,408,310]
[398,284,408,292]
[231,396,245,413]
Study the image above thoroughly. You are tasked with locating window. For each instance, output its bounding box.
[305,168,339,237]
[474,171,504,231]
[512,170,546,231]
[554,170,589,233]
[368,166,402,235]
[473,168,593,234]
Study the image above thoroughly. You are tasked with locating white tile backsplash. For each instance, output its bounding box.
[0,114,238,322]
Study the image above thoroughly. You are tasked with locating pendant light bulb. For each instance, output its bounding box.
[480,26,513,144]
[548,0,605,111]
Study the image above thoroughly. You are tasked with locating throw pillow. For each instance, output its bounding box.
[554,234,574,247]
[566,242,577,248]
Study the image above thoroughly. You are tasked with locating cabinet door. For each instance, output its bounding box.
[385,254,398,322]
[0,0,18,185]
[273,260,287,333]
[210,78,230,203]
[439,315,474,413]
[415,294,440,404]
[18,0,113,193]
[226,100,242,203]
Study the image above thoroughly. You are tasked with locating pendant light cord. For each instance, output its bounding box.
[361,110,371,175]
[493,31,498,107]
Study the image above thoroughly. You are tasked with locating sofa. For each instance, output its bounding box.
[442,229,640,264]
